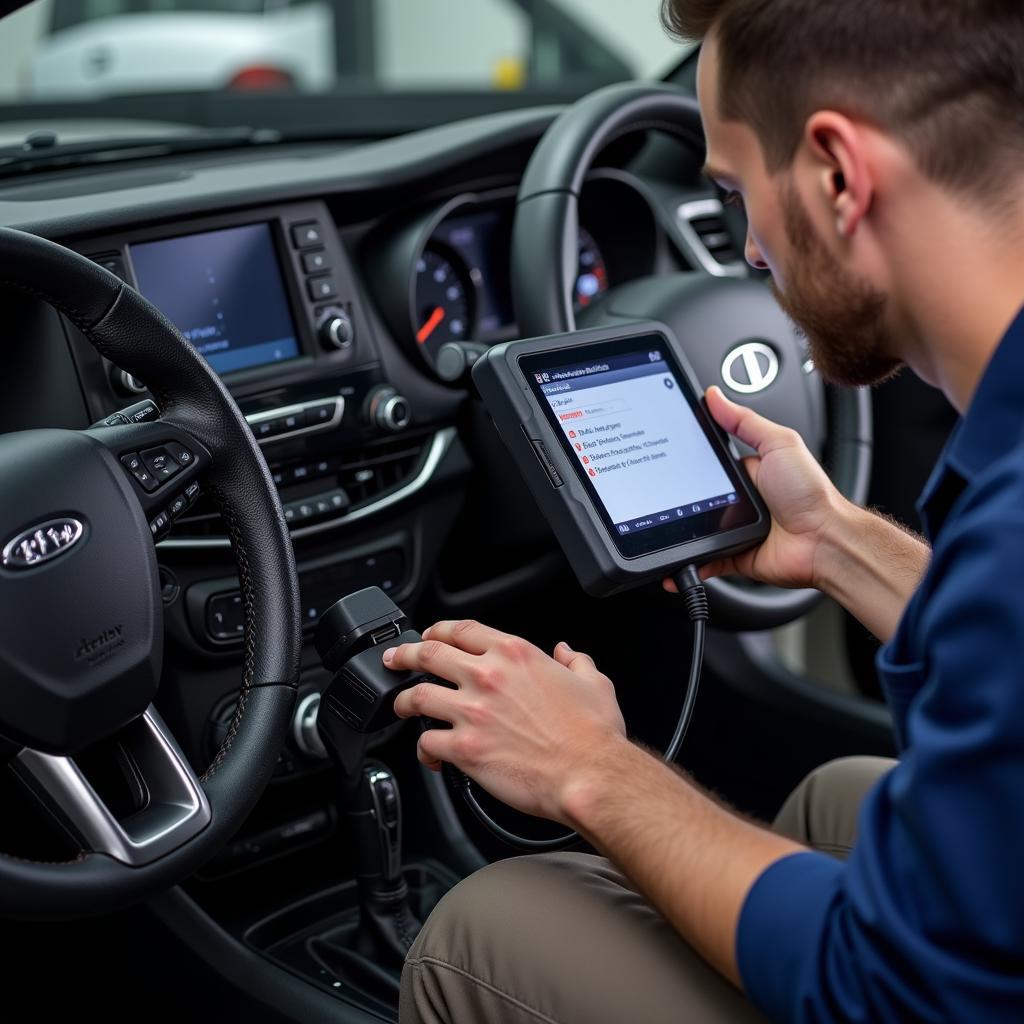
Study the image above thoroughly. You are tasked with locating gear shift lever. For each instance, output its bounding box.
[347,760,422,964]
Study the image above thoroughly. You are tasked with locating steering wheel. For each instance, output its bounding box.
[0,229,301,919]
[511,82,871,629]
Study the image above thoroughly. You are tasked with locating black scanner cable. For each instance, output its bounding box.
[433,565,709,851]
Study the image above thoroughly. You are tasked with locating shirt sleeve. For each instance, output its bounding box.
[736,461,1024,1022]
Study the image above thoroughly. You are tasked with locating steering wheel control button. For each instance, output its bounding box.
[149,510,171,539]
[290,222,323,249]
[141,446,181,482]
[301,250,330,274]
[207,591,244,640]
[121,452,159,492]
[306,276,338,302]
[167,494,189,520]
[184,481,201,505]
[164,441,195,467]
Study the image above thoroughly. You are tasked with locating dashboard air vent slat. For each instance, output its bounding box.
[676,198,747,278]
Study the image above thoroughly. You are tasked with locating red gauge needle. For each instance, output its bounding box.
[417,306,445,344]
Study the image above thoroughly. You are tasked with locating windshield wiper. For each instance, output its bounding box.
[0,126,283,179]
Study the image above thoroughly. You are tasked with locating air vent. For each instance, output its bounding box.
[676,198,746,277]
[163,431,444,547]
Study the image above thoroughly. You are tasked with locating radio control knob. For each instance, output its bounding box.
[292,692,328,760]
[318,307,355,351]
[366,385,411,433]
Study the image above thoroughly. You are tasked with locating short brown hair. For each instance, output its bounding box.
[663,0,1024,200]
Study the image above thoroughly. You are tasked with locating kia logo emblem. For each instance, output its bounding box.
[721,342,779,394]
[2,517,85,570]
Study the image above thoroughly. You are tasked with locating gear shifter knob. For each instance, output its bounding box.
[351,761,403,887]
[347,760,422,963]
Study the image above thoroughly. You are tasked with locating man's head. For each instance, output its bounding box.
[664,0,1024,388]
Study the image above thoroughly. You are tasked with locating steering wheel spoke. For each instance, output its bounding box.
[12,707,211,866]
[84,416,211,540]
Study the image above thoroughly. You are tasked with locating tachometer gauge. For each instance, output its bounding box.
[574,228,609,313]
[413,245,476,372]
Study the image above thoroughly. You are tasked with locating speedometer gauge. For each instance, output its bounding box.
[413,246,475,372]
[574,228,609,313]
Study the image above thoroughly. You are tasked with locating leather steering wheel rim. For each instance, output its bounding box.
[0,228,301,919]
[510,82,872,629]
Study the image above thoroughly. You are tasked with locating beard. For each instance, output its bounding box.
[771,183,902,388]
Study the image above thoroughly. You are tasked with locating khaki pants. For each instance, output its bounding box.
[401,756,894,1024]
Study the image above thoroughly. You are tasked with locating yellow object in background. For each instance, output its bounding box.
[493,56,525,90]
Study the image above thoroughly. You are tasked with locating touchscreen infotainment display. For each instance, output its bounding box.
[520,334,760,559]
[129,223,301,375]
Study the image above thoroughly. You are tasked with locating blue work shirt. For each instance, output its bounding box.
[737,307,1024,1022]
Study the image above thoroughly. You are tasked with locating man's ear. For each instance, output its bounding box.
[803,111,874,239]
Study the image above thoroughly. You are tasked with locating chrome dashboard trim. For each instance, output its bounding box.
[246,396,344,446]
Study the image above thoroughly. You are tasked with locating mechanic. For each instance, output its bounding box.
[387,2,1024,1021]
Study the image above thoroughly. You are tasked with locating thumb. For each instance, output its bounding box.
[554,641,601,677]
[705,385,796,458]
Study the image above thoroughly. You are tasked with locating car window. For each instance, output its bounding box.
[0,0,691,107]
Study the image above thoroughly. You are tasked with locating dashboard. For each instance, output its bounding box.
[0,104,742,870]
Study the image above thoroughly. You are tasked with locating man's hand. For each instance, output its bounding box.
[388,621,627,823]
[677,385,929,642]
[667,385,844,592]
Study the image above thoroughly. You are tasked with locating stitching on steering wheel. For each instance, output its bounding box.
[200,479,257,783]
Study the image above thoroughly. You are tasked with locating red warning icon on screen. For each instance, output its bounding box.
[568,430,577,438]
[588,468,597,477]
[582,456,590,465]
[575,443,583,451]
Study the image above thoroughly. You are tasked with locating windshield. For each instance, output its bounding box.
[0,0,691,141]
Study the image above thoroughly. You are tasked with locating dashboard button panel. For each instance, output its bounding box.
[301,250,330,274]
[244,397,344,446]
[290,222,323,249]
[306,276,338,302]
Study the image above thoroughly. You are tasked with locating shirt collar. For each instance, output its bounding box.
[916,305,1024,539]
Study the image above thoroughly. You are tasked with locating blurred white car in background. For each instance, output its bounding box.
[28,0,335,97]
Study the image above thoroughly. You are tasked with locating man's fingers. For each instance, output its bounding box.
[422,618,511,655]
[384,638,475,685]
[553,641,601,678]
[705,385,799,457]
[393,681,461,721]
[418,726,457,768]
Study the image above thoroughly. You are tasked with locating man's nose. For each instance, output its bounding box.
[745,231,768,271]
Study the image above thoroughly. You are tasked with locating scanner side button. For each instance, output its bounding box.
[531,439,564,488]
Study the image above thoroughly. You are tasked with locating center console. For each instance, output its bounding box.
[53,201,471,906]
[62,199,463,644]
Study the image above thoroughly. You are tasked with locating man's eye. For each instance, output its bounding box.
[722,190,744,211]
